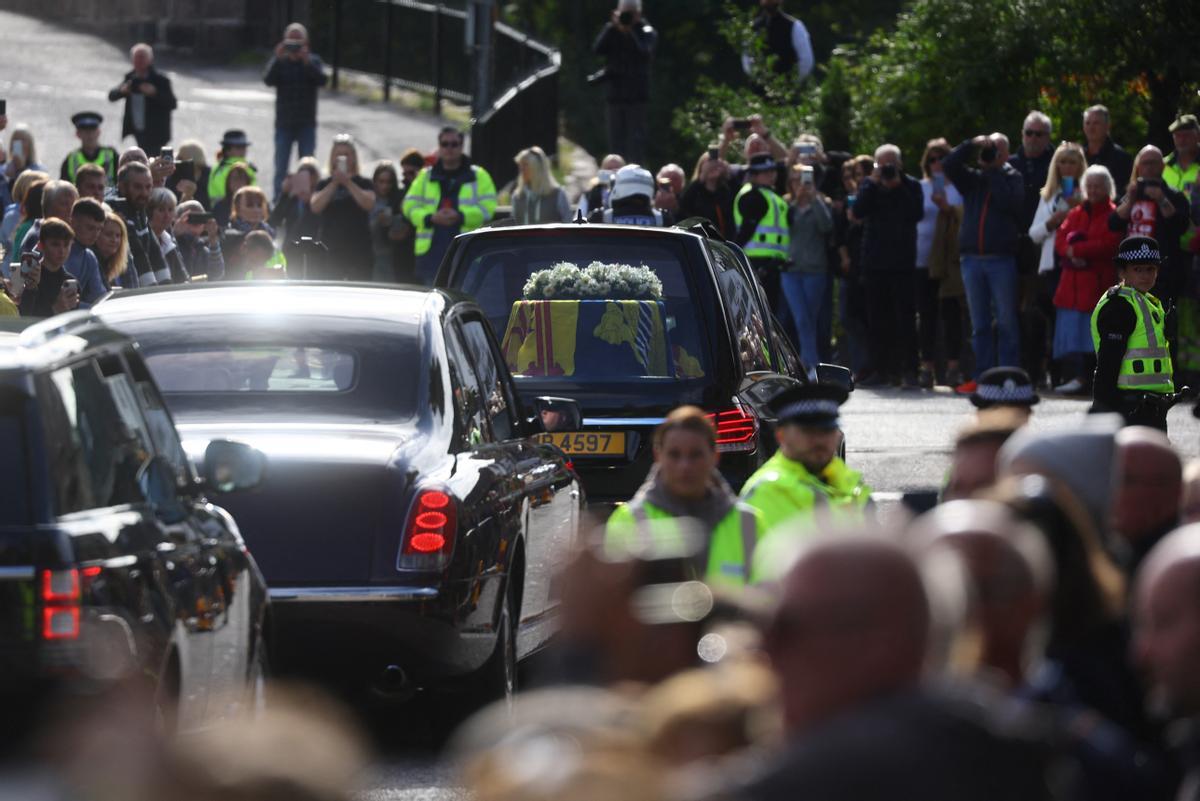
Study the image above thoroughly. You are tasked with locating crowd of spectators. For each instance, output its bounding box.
[3,10,1200,403]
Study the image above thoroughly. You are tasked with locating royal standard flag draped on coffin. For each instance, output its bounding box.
[501,300,675,378]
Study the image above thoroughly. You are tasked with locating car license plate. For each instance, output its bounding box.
[535,431,625,456]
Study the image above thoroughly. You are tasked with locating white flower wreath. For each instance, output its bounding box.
[522,261,663,300]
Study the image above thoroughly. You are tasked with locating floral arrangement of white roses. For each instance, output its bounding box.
[522,261,663,300]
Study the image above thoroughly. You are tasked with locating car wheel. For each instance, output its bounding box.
[153,657,180,737]
[461,580,518,714]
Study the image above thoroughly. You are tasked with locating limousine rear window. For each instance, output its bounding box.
[144,347,357,393]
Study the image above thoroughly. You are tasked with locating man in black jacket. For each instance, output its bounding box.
[107,44,177,155]
[1010,111,1055,389]
[264,23,328,200]
[111,161,171,285]
[944,133,1026,393]
[592,0,657,164]
[852,144,924,388]
[1084,105,1134,190]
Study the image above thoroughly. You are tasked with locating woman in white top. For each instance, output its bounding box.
[915,138,964,388]
[511,146,571,225]
[1028,142,1085,391]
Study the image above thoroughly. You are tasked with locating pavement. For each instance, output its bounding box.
[0,10,446,194]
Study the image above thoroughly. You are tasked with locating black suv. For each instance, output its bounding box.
[435,219,847,502]
[0,313,270,744]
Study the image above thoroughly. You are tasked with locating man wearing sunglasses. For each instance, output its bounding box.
[402,126,496,286]
[1010,111,1054,389]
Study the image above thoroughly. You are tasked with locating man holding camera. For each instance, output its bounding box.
[851,144,924,388]
[943,133,1025,394]
[592,0,658,165]
[108,44,177,155]
[264,23,328,200]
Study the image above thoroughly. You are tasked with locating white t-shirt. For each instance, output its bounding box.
[916,177,963,268]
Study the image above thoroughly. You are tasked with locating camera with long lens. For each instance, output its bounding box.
[880,164,898,181]
[979,145,998,164]
[618,10,634,25]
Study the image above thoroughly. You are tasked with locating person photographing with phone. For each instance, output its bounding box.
[15,218,80,318]
[591,0,658,164]
[1109,146,1188,308]
[943,132,1026,394]
[311,134,376,282]
[108,44,176,155]
[264,22,327,200]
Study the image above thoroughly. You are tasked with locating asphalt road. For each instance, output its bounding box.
[0,11,445,194]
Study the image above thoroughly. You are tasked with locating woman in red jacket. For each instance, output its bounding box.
[1053,164,1121,395]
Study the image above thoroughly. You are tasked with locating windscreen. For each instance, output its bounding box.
[453,235,713,383]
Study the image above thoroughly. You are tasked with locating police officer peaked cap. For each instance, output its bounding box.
[610,164,654,202]
[768,382,848,429]
[71,111,103,129]
[970,367,1039,409]
[1115,235,1162,266]
[1169,114,1199,133]
[220,129,251,147]
[747,153,781,173]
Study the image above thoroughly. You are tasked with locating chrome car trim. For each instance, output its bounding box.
[581,417,666,427]
[268,586,439,603]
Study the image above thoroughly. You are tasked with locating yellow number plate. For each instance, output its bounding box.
[535,431,626,455]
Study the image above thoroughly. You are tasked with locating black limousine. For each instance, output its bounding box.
[95,283,582,707]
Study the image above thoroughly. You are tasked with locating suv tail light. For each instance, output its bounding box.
[41,568,81,641]
[707,406,758,453]
[398,489,458,570]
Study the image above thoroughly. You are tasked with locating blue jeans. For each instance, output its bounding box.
[961,254,1020,378]
[781,271,828,370]
[274,124,317,199]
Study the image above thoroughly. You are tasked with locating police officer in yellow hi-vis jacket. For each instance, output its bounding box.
[1092,235,1176,431]
[606,406,767,589]
[740,383,871,555]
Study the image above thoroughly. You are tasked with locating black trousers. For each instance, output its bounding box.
[607,102,647,165]
[1021,269,1059,385]
[866,271,918,379]
[916,268,963,364]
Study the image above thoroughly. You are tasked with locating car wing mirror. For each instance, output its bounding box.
[532,396,582,433]
[816,363,854,392]
[138,456,189,524]
[203,440,267,494]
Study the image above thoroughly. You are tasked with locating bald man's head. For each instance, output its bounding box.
[1135,526,1200,717]
[914,501,1053,686]
[1115,427,1182,551]
[765,536,929,735]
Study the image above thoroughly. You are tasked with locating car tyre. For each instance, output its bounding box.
[245,637,270,719]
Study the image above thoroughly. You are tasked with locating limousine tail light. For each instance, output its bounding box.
[707,406,758,453]
[399,489,458,570]
[42,568,81,641]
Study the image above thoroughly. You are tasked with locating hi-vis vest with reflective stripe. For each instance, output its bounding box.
[402,164,498,257]
[734,183,790,261]
[1091,286,1174,393]
[208,158,258,201]
[65,147,117,182]
[605,499,765,588]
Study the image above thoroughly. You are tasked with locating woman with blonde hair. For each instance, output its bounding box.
[1,169,49,259]
[311,133,375,280]
[4,126,44,183]
[511,146,570,225]
[95,211,137,288]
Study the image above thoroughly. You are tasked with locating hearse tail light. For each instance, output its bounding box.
[706,406,758,453]
[399,489,458,570]
[41,568,81,641]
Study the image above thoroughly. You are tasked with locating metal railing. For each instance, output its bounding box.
[299,0,560,181]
